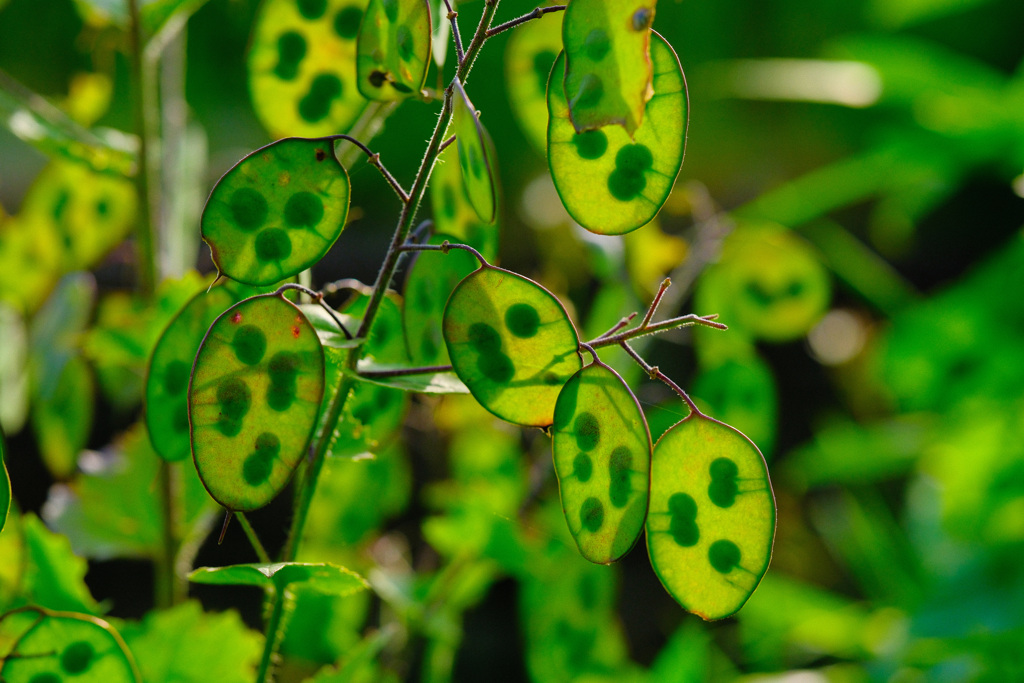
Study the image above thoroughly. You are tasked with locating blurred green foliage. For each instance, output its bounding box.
[1,0,1024,681]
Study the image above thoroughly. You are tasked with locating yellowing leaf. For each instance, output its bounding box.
[562,0,657,135]
[646,414,775,620]
[548,32,687,235]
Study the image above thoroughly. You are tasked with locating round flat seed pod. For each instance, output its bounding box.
[694,222,830,342]
[452,81,499,224]
[548,31,687,235]
[552,361,651,564]
[145,285,240,462]
[189,293,325,511]
[403,234,479,365]
[646,413,775,620]
[429,145,498,260]
[356,0,431,100]
[443,266,581,426]
[249,0,368,138]
[0,608,140,683]
[562,0,656,135]
[504,5,563,153]
[201,137,351,286]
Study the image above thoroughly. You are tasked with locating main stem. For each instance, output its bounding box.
[282,0,504,564]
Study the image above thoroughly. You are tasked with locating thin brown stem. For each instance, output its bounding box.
[283,0,503,565]
[398,240,488,267]
[442,0,466,65]
[439,134,456,153]
[359,364,453,379]
[327,134,409,203]
[588,313,726,349]
[275,283,353,339]
[620,341,702,416]
[596,312,638,339]
[486,4,565,37]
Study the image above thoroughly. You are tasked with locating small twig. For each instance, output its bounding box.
[486,4,566,37]
[327,134,409,203]
[439,134,456,153]
[359,364,454,379]
[588,313,726,349]
[596,312,638,340]
[236,512,271,564]
[274,283,353,339]
[321,278,374,299]
[620,341,703,416]
[641,278,672,328]
[442,0,466,65]
[398,240,489,267]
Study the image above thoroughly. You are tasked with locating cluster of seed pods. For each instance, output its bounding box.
[442,267,776,620]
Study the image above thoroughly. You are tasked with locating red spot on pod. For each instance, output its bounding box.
[292,326,301,339]
[231,312,243,324]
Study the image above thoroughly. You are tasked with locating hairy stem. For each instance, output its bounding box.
[486,4,565,37]
[442,0,465,65]
[587,313,725,349]
[397,240,488,267]
[282,0,504,564]
[327,134,409,203]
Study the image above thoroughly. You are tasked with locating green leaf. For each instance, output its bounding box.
[443,266,582,426]
[0,74,136,177]
[44,422,214,560]
[552,361,651,564]
[0,607,140,682]
[0,303,29,433]
[189,562,369,598]
[0,214,62,313]
[0,435,9,535]
[504,3,563,153]
[547,31,687,235]
[646,413,775,620]
[31,356,94,479]
[145,285,241,462]
[28,272,97,478]
[402,234,480,365]
[189,294,325,511]
[452,81,499,224]
[429,146,498,259]
[119,601,261,683]
[562,0,657,135]
[356,0,432,100]
[18,161,138,272]
[21,514,101,614]
[201,137,351,286]
[694,222,830,343]
[248,0,369,138]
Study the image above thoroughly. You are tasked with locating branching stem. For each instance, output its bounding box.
[274,283,353,339]
[327,134,409,203]
[439,134,456,153]
[442,0,466,65]
[587,313,725,349]
[486,4,566,37]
